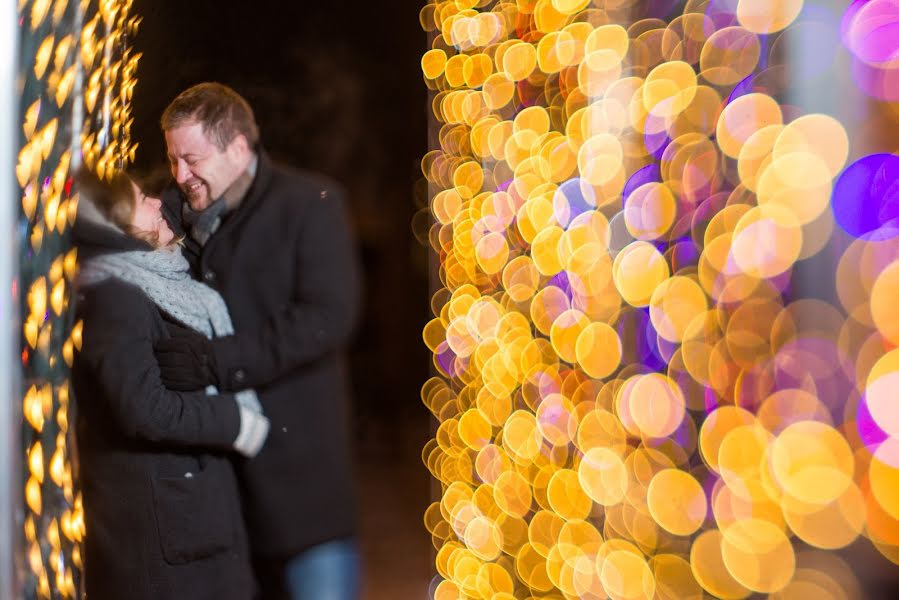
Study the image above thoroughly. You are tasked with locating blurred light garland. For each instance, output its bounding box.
[16,1,137,597]
[420,1,899,599]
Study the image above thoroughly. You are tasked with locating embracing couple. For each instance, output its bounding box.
[71,83,361,600]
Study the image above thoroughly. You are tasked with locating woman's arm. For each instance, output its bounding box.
[77,281,246,451]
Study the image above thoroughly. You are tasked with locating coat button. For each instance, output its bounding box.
[203,270,216,283]
[234,369,246,384]
[320,189,328,199]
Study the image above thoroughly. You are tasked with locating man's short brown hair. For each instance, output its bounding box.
[160,82,260,151]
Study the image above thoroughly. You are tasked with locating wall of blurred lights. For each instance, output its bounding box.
[8,1,138,597]
[420,1,899,598]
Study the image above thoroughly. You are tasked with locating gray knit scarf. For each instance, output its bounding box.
[79,247,231,339]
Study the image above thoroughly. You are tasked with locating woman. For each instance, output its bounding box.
[71,167,268,600]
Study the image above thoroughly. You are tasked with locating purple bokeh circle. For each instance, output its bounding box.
[842,0,899,64]
[623,164,661,207]
[832,153,899,238]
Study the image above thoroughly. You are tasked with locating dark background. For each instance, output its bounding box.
[129,2,435,596]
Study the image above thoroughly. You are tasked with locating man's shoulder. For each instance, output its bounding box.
[267,162,346,204]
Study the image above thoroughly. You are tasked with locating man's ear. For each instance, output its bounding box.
[229,133,250,159]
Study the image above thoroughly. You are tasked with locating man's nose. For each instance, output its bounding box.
[174,161,191,183]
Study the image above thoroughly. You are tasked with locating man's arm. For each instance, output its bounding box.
[158,184,361,392]
[214,186,361,390]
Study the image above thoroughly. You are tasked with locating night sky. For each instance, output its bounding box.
[130,0,433,423]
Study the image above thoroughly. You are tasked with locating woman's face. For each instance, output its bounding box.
[130,181,175,247]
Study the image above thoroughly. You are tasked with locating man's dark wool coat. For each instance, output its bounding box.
[71,220,255,600]
[161,151,361,559]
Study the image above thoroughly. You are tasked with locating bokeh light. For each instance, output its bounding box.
[422,0,899,597]
[843,0,899,101]
[833,153,899,238]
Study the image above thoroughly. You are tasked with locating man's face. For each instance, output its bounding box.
[164,121,243,211]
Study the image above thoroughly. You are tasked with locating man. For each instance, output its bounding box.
[154,82,361,600]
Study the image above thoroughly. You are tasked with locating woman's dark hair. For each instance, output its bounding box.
[74,166,162,247]
[135,166,174,198]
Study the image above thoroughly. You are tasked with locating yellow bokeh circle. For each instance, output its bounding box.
[623,182,677,241]
[612,241,670,307]
[720,518,795,593]
[870,260,899,346]
[647,468,708,536]
[716,93,783,159]
[600,550,656,600]
[770,421,854,506]
[579,447,629,507]
[575,322,622,379]
[649,275,708,343]
[736,0,804,35]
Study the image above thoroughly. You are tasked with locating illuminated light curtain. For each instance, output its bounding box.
[419,1,899,598]
[16,1,138,598]
[81,0,140,177]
